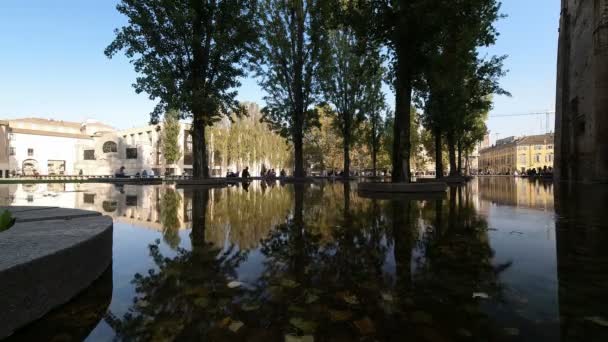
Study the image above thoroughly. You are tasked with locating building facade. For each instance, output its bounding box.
[555,0,608,183]
[479,133,554,174]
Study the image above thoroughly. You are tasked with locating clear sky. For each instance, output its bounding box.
[0,0,560,141]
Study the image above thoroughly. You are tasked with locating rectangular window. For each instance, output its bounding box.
[27,148,34,156]
[9,147,15,156]
[519,154,526,164]
[547,145,553,150]
[126,148,138,159]
[83,194,96,204]
[546,154,553,162]
[535,154,541,163]
[535,145,543,150]
[83,150,95,160]
[147,131,152,143]
[126,195,138,206]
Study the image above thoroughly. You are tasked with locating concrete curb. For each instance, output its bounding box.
[0,207,113,339]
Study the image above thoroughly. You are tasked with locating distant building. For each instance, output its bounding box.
[0,117,194,177]
[479,133,554,174]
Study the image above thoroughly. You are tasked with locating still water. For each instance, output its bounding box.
[2,178,608,341]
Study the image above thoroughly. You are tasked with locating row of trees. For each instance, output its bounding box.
[107,0,507,181]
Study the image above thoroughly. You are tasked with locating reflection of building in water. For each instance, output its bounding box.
[477,177,554,211]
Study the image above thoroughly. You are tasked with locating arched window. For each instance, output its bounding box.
[103,141,118,153]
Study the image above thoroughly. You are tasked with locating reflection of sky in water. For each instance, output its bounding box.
[3,178,607,341]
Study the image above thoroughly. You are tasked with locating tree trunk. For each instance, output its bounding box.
[447,131,457,176]
[434,127,444,179]
[343,117,351,178]
[457,141,462,176]
[372,143,377,177]
[192,118,209,179]
[392,6,412,183]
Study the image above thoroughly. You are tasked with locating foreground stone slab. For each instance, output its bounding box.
[358,182,448,193]
[0,207,113,339]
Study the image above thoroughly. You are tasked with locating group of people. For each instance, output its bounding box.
[522,166,553,177]
[226,167,251,179]
[226,166,287,179]
[114,166,156,178]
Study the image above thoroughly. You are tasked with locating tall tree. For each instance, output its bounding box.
[106,0,258,178]
[161,109,183,165]
[363,0,442,183]
[318,25,384,177]
[254,0,327,177]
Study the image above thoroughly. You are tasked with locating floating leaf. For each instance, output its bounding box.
[504,328,520,336]
[288,305,307,313]
[329,309,353,322]
[229,321,244,332]
[411,311,433,325]
[194,298,209,308]
[289,318,317,333]
[281,279,300,288]
[338,292,359,305]
[228,281,243,289]
[381,293,394,302]
[353,317,375,335]
[305,294,319,304]
[242,303,260,312]
[585,316,608,327]
[285,334,314,342]
[218,317,231,328]
[472,292,490,299]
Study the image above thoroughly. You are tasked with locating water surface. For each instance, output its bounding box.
[2,178,607,341]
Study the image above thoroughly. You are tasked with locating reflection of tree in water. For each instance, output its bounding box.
[106,189,249,341]
[201,184,293,250]
[159,187,182,249]
[411,185,511,339]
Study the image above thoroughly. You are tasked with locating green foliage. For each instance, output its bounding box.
[318,18,384,175]
[254,0,328,176]
[106,0,258,177]
[161,110,182,165]
[208,103,292,173]
[0,210,14,232]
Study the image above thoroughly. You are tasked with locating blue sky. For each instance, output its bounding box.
[0,0,559,141]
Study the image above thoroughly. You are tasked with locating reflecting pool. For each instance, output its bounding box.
[2,177,608,341]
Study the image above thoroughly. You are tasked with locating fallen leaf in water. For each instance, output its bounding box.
[218,317,231,328]
[305,294,319,304]
[353,317,375,335]
[229,321,244,332]
[381,293,394,302]
[194,298,209,308]
[285,334,314,342]
[472,292,490,299]
[281,279,300,288]
[242,303,260,311]
[338,292,359,305]
[329,309,353,322]
[290,318,317,333]
[228,281,243,288]
[457,328,472,338]
[504,328,520,336]
[585,316,608,327]
[288,305,306,313]
[412,311,433,324]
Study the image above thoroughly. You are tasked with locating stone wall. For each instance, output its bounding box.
[555,0,608,183]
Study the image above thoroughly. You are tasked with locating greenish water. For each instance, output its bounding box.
[2,178,608,341]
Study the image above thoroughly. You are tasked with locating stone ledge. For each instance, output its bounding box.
[357,182,448,193]
[0,207,113,339]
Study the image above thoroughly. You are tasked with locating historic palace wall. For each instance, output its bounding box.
[555,0,608,183]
